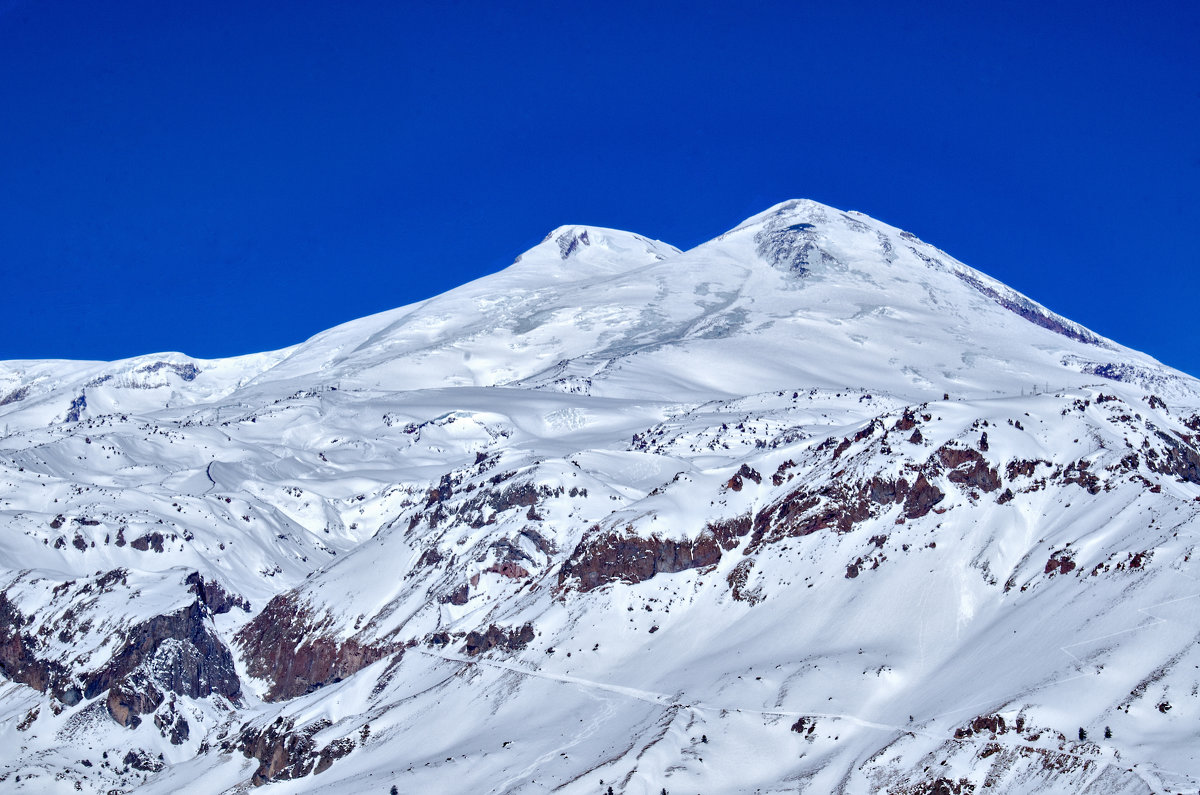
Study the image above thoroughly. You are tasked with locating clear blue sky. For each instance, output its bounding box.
[1,1,1197,375]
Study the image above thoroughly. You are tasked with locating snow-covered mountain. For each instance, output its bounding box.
[1,199,1198,794]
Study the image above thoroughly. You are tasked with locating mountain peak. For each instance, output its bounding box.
[506,224,681,278]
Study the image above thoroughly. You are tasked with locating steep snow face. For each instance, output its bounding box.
[1,201,1199,794]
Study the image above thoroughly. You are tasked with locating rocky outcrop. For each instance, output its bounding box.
[236,593,395,702]
[558,515,752,592]
[954,713,1007,739]
[130,532,165,552]
[1149,430,1200,485]
[186,571,251,614]
[105,675,164,728]
[84,600,241,706]
[1044,552,1076,576]
[952,268,1104,347]
[2,585,241,733]
[937,446,1001,493]
[463,623,535,656]
[751,471,944,551]
[228,716,357,786]
[727,559,763,605]
[0,592,79,704]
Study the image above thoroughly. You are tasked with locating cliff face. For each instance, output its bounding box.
[236,592,395,702]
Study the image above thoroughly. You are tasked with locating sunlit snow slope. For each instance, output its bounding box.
[1,200,1198,795]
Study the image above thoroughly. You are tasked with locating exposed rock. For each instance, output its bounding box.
[895,777,976,795]
[1058,460,1101,494]
[726,559,762,605]
[105,675,163,728]
[954,713,1007,738]
[231,717,328,786]
[750,469,944,552]
[443,583,470,605]
[1006,458,1050,479]
[559,527,726,592]
[186,571,250,614]
[153,698,190,745]
[485,561,531,579]
[1045,552,1076,576]
[314,737,355,774]
[130,532,165,553]
[894,409,918,432]
[236,593,395,702]
[790,716,817,735]
[122,749,164,773]
[0,592,80,704]
[903,474,946,517]
[0,385,29,406]
[937,445,1001,493]
[463,623,535,656]
[952,268,1102,347]
[1149,430,1200,485]
[71,600,243,731]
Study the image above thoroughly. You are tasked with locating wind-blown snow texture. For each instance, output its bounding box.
[2,199,1199,794]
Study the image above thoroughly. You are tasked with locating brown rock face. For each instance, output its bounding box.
[557,518,748,592]
[130,532,166,552]
[751,472,945,551]
[231,716,336,786]
[486,561,531,579]
[186,571,251,614]
[954,713,1007,738]
[1149,430,1200,485]
[236,593,395,702]
[463,623,535,656]
[937,446,1001,492]
[3,583,242,735]
[1045,553,1076,576]
[105,676,163,728]
[0,592,79,704]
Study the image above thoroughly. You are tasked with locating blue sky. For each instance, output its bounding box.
[1,1,1197,376]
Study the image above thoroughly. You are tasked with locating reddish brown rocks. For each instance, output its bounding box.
[105,676,163,728]
[790,716,817,736]
[937,445,1001,493]
[894,409,918,432]
[1006,458,1050,479]
[186,571,250,614]
[558,529,725,592]
[443,583,470,605]
[954,713,1007,738]
[236,594,395,702]
[726,464,762,492]
[0,592,79,704]
[726,559,762,605]
[231,716,357,786]
[1059,460,1102,494]
[1045,552,1076,576]
[485,561,531,579]
[902,474,946,518]
[750,469,944,552]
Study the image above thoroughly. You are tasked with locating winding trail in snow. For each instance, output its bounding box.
[417,645,1192,792]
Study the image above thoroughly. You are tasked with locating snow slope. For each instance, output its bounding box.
[1,200,1198,794]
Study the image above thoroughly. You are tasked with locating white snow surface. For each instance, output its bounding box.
[0,199,1198,794]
